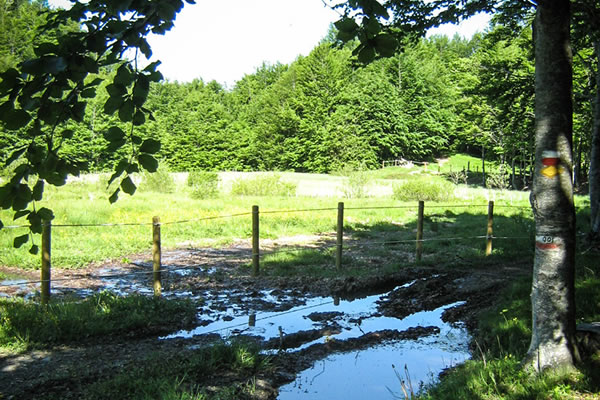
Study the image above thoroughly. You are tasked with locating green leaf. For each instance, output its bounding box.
[357,46,376,64]
[37,207,55,221]
[375,34,398,57]
[143,61,161,73]
[109,188,120,204]
[139,39,152,58]
[14,234,29,248]
[43,56,68,74]
[138,154,159,172]
[104,126,125,142]
[32,180,44,201]
[104,96,124,115]
[335,18,359,33]
[131,135,142,145]
[132,110,146,126]
[118,99,134,122]
[71,102,86,122]
[121,176,136,195]
[34,42,59,57]
[29,244,39,255]
[0,68,21,95]
[27,212,42,233]
[108,159,128,185]
[3,108,32,130]
[139,139,161,154]
[114,63,134,86]
[126,163,139,173]
[132,75,150,106]
[106,83,127,97]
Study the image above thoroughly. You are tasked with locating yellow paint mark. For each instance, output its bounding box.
[541,165,558,178]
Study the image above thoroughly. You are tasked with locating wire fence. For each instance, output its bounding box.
[0,200,536,303]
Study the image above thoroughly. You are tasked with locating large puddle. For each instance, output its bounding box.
[1,265,471,398]
[162,285,470,398]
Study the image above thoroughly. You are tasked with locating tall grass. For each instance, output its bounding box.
[0,292,197,350]
[0,172,544,270]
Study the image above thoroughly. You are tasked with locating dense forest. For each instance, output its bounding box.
[0,1,596,185]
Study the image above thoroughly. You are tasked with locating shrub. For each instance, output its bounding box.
[392,179,454,202]
[447,170,468,185]
[336,163,372,199]
[187,170,220,199]
[486,170,510,190]
[140,162,175,193]
[230,173,297,197]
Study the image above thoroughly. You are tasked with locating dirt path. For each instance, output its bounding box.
[0,238,528,399]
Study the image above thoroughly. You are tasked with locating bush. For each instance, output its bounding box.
[187,170,219,199]
[486,170,510,190]
[336,164,372,199]
[447,170,468,185]
[392,179,454,202]
[231,174,297,197]
[140,162,175,193]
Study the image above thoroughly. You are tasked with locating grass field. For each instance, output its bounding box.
[0,154,589,271]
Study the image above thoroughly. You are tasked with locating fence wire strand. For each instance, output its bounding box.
[0,200,542,294]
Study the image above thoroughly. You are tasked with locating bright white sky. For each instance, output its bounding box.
[48,0,490,87]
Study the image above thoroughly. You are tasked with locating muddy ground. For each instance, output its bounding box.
[0,237,528,400]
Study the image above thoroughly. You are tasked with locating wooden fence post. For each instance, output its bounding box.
[152,216,162,296]
[336,202,344,270]
[252,205,259,276]
[486,201,494,256]
[41,220,51,306]
[416,201,424,262]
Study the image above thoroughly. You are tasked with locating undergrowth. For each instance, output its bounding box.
[0,292,198,351]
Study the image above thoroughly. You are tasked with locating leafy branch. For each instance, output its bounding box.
[0,0,195,252]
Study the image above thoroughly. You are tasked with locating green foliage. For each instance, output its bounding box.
[230,174,297,197]
[187,170,219,199]
[140,162,175,194]
[392,179,454,202]
[486,169,511,190]
[0,292,197,349]
[0,0,189,248]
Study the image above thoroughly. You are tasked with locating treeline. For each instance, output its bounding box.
[0,2,597,182]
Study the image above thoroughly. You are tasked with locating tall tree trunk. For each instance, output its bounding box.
[589,41,600,235]
[525,0,579,372]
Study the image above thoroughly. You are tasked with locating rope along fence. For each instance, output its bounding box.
[1,201,532,305]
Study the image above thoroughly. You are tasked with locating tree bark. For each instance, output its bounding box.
[589,41,600,235]
[525,0,579,372]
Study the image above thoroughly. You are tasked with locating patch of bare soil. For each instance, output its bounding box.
[0,238,528,400]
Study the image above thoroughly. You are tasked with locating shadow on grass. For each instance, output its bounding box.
[257,207,538,279]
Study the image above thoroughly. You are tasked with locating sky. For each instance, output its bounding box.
[48,0,490,87]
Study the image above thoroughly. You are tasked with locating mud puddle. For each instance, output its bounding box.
[161,282,470,398]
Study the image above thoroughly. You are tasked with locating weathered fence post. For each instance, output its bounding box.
[152,216,162,296]
[252,205,259,276]
[416,201,424,261]
[41,220,51,306]
[486,201,494,256]
[336,202,344,270]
